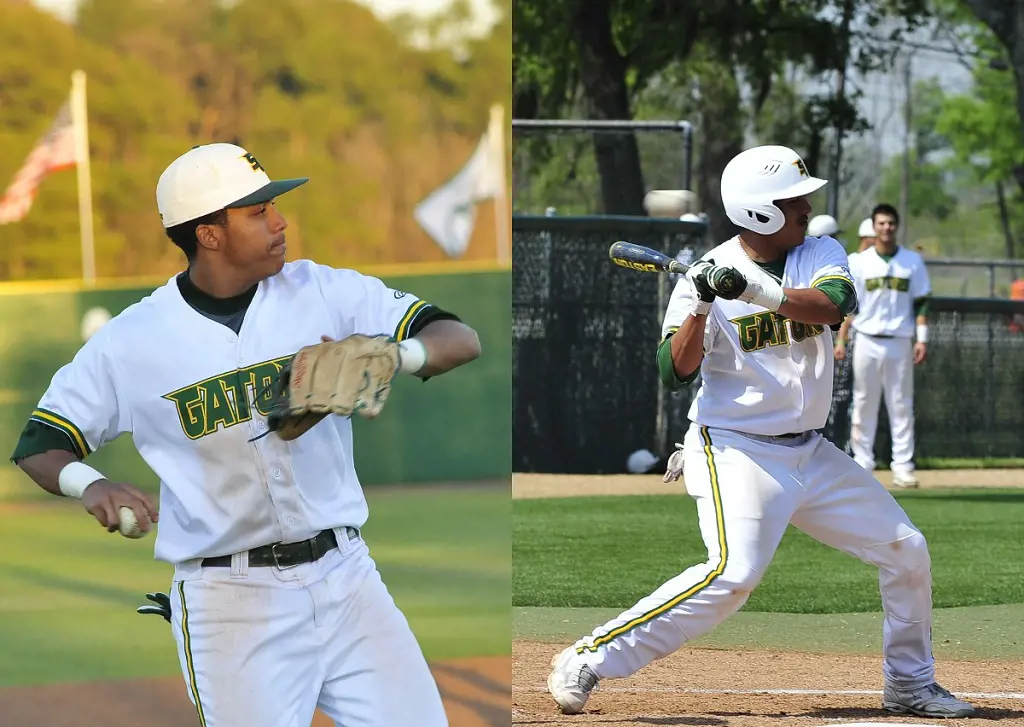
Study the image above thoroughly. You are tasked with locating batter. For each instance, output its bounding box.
[547,145,974,719]
[11,143,482,726]
[837,204,930,487]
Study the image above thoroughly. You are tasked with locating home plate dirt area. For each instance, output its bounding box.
[513,641,1024,725]
[0,655,510,727]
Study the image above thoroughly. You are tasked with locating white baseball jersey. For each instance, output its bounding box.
[30,260,435,565]
[661,236,854,435]
[849,246,930,338]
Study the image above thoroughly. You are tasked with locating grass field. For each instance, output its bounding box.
[0,484,509,688]
[513,489,1024,613]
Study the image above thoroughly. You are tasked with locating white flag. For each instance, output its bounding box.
[414,112,504,258]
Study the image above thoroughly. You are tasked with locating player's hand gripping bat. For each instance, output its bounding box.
[608,241,745,297]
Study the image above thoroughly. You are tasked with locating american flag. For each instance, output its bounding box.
[0,102,78,224]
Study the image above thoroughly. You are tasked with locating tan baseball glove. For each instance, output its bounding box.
[266,334,401,441]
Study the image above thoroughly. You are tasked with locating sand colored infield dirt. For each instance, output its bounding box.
[512,470,1024,499]
[513,642,1024,726]
[0,655,510,727]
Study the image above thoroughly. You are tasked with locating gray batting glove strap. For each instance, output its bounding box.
[137,591,172,623]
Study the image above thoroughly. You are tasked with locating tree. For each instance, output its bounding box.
[513,0,932,222]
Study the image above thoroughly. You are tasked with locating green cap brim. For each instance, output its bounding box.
[226,178,309,208]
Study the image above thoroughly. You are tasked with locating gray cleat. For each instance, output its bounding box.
[883,682,977,718]
[547,646,599,714]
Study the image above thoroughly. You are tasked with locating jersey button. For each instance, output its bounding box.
[272,468,282,479]
[287,518,295,526]
[257,421,266,431]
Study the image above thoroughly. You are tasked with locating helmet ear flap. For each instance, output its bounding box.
[727,200,786,235]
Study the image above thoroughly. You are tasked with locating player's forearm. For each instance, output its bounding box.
[409,319,481,377]
[778,288,844,326]
[838,314,854,337]
[668,314,707,380]
[17,449,80,497]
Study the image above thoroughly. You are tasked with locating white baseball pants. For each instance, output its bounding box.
[168,529,447,727]
[850,334,916,477]
[572,425,936,688]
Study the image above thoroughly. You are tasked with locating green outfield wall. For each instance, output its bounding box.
[0,266,510,500]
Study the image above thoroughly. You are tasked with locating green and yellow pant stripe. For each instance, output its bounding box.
[577,426,727,653]
[29,408,90,459]
[177,582,208,727]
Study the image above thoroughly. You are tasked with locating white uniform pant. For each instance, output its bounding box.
[850,333,916,476]
[169,529,447,727]
[573,425,935,688]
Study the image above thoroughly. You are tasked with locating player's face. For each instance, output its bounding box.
[873,213,898,244]
[774,195,812,248]
[225,201,289,278]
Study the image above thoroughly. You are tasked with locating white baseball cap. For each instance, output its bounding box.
[807,214,839,238]
[857,217,876,238]
[156,143,309,228]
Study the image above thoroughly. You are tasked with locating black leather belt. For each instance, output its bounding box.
[202,528,355,568]
[860,331,894,339]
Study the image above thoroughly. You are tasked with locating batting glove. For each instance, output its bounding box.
[663,443,685,483]
[686,260,716,315]
[708,266,786,311]
[137,591,172,623]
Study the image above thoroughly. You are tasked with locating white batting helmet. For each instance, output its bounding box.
[721,145,828,235]
[857,217,875,238]
[807,214,839,238]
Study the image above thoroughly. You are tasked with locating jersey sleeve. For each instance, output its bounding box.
[11,327,131,461]
[809,237,858,317]
[312,265,459,341]
[909,254,932,299]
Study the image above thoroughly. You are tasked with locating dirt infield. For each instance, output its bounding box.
[0,655,510,727]
[512,470,1024,499]
[514,642,1024,726]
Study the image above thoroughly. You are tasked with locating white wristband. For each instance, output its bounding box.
[692,299,713,317]
[916,324,928,343]
[58,461,105,499]
[740,277,786,312]
[398,338,427,374]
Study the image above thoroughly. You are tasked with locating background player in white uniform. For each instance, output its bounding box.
[546,146,973,719]
[857,216,878,252]
[11,143,482,727]
[835,203,930,487]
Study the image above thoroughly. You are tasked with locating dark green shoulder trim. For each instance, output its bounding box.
[10,419,79,463]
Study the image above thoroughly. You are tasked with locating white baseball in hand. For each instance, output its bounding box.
[118,506,147,539]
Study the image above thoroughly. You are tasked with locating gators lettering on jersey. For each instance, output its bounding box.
[661,236,855,436]
[849,246,930,338]
[17,260,446,565]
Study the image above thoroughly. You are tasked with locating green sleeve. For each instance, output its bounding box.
[913,296,930,316]
[9,420,80,463]
[657,334,700,391]
[813,278,857,318]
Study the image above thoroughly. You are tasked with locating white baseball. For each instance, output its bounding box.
[644,189,698,218]
[81,306,112,343]
[118,506,147,539]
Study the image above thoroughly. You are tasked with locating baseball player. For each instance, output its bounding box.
[857,216,878,252]
[835,203,930,488]
[10,143,482,727]
[547,146,973,719]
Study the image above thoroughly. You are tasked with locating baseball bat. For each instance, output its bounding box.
[608,240,745,296]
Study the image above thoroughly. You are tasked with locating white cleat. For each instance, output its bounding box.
[883,682,977,718]
[547,646,599,714]
[892,474,920,488]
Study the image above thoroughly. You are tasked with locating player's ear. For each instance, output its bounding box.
[194,220,225,254]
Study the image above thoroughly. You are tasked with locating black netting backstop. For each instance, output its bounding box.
[513,216,710,473]
[513,217,1024,473]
